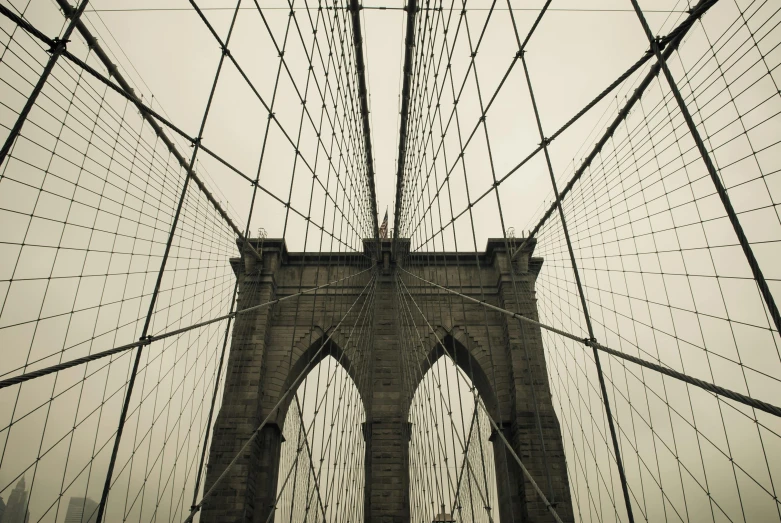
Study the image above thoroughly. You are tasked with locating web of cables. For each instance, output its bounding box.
[0,0,779,522]
[395,0,781,522]
[0,0,376,521]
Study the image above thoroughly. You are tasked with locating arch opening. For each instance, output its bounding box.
[410,333,501,422]
[273,354,366,522]
[275,332,366,425]
[407,349,501,523]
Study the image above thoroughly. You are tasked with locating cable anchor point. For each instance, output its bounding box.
[47,37,69,54]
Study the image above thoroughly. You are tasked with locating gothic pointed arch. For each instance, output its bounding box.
[271,350,367,522]
[406,325,501,423]
[406,326,503,523]
[269,325,367,426]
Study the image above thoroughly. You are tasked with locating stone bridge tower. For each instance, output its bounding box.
[200,238,574,523]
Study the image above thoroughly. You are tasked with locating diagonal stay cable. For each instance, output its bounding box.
[292,396,328,521]
[0,266,373,390]
[0,0,90,166]
[396,279,497,522]
[399,266,781,418]
[266,405,322,523]
[267,279,377,522]
[189,0,316,514]
[507,0,720,259]
[182,273,376,522]
[399,0,631,240]
[94,1,245,516]
[254,0,376,235]
[0,3,364,256]
[188,0,375,241]
[395,272,564,523]
[408,0,719,251]
[628,0,781,337]
[0,1,262,262]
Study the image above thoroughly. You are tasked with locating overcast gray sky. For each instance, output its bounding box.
[1,0,780,522]
[72,0,691,247]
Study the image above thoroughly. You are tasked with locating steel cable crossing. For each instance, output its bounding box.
[392,1,781,523]
[0,0,781,522]
[395,3,550,520]
[0,0,377,521]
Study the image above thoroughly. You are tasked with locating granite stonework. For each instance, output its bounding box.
[200,238,573,523]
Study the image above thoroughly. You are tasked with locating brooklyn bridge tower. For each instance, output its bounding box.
[200,237,574,523]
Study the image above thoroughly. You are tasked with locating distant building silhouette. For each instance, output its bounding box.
[64,497,98,523]
[432,513,455,523]
[4,477,29,523]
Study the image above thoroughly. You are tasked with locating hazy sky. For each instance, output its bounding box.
[1,0,780,522]
[71,0,691,247]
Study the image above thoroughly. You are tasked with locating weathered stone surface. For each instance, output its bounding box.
[201,238,573,523]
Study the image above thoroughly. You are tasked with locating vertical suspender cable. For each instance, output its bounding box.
[519,53,636,523]
[95,2,245,520]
